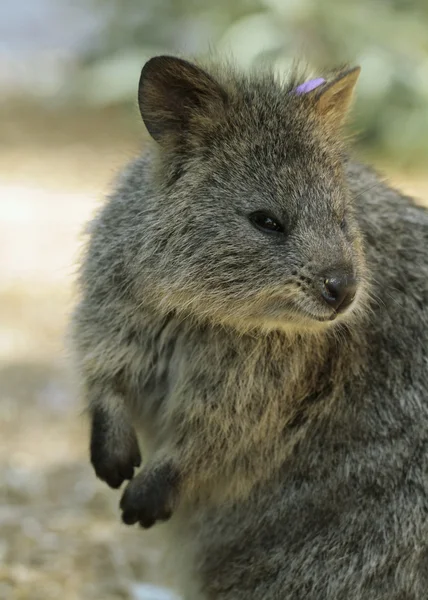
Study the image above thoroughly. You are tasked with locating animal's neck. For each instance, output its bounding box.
[230,322,363,407]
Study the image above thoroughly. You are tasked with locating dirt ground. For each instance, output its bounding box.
[0,104,427,600]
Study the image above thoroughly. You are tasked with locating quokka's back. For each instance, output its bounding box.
[70,56,428,599]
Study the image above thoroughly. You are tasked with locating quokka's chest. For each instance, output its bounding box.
[170,356,318,447]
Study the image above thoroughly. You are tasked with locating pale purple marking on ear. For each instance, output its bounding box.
[294,77,326,95]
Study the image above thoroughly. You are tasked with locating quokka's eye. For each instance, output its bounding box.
[340,217,347,231]
[249,211,284,234]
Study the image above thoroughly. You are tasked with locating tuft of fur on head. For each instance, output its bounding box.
[128,55,369,336]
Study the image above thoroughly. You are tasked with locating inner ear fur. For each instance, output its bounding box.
[313,66,361,128]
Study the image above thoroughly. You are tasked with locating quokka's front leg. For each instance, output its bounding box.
[120,366,223,528]
[119,407,204,528]
[88,381,142,489]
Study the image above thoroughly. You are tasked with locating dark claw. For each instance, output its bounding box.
[122,509,139,526]
[106,470,124,489]
[139,516,156,529]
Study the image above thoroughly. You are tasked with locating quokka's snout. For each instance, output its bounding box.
[319,270,357,313]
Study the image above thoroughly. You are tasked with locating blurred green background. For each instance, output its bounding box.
[0,1,427,599]
[4,0,428,163]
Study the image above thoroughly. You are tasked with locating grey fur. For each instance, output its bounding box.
[70,56,428,599]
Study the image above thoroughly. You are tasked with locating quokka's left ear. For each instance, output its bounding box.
[312,67,361,129]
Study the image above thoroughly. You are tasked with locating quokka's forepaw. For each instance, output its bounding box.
[93,438,141,489]
[90,409,142,489]
[120,461,179,528]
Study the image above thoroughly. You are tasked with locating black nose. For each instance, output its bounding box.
[321,273,357,312]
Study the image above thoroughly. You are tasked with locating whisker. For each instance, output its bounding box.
[352,181,382,202]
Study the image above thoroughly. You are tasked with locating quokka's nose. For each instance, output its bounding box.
[321,273,357,312]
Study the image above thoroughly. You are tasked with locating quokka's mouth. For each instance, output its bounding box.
[260,286,359,328]
[293,294,358,324]
[263,298,334,325]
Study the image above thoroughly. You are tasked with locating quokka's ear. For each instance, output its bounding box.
[312,66,361,129]
[138,56,228,144]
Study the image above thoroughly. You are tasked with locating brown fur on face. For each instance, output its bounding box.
[70,55,428,599]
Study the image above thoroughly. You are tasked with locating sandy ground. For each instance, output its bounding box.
[0,104,427,600]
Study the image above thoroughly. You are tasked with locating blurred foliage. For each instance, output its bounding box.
[71,0,428,164]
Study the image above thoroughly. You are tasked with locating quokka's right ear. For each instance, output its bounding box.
[138,56,228,144]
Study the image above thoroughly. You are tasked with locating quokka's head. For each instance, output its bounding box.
[136,55,368,332]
